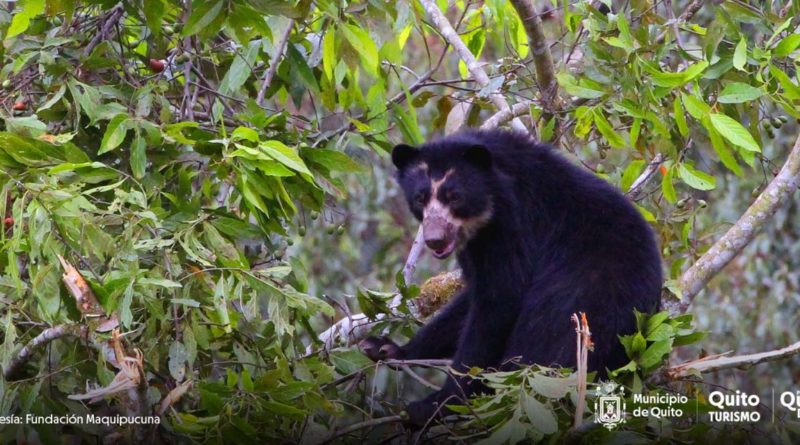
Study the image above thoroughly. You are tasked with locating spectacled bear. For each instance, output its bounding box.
[360,129,662,426]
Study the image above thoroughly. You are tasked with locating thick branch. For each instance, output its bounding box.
[509,0,559,113]
[83,3,124,58]
[481,101,533,130]
[667,339,800,378]
[418,0,527,133]
[668,134,800,314]
[3,324,87,380]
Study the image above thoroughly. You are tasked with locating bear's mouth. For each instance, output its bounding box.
[431,239,457,259]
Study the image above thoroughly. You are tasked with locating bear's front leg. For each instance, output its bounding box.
[359,290,472,363]
[403,301,517,427]
[359,336,404,361]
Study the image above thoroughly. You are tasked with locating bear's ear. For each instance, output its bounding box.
[392,144,420,170]
[464,144,491,168]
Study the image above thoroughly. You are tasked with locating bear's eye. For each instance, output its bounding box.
[446,191,462,204]
[414,192,427,207]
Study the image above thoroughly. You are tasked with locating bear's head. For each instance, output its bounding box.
[392,137,495,259]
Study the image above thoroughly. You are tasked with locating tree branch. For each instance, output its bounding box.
[667,339,800,378]
[321,415,404,444]
[626,153,665,200]
[509,0,559,113]
[481,101,533,130]
[83,3,124,58]
[655,0,706,44]
[401,226,426,285]
[3,324,87,380]
[418,0,527,133]
[668,133,800,314]
[256,19,294,106]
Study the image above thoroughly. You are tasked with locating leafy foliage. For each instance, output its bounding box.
[0,0,799,443]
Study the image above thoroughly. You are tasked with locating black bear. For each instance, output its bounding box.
[360,129,662,426]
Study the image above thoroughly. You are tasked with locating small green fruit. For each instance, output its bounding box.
[771,117,782,129]
[286,238,294,246]
[336,225,345,235]
[310,211,319,220]
[778,115,788,124]
[697,199,708,209]
[596,164,606,174]
[298,226,306,236]
[326,226,335,235]
[1,80,10,89]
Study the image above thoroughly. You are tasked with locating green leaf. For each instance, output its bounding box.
[593,109,625,148]
[733,37,747,71]
[182,1,224,36]
[528,374,571,399]
[300,148,362,172]
[678,164,716,190]
[260,141,312,175]
[672,96,688,137]
[130,132,146,179]
[6,0,45,40]
[772,65,800,100]
[709,113,761,152]
[99,114,129,155]
[322,30,335,80]
[681,93,710,120]
[143,0,166,37]
[219,40,261,97]
[717,82,764,103]
[704,119,742,176]
[330,349,373,375]
[557,73,608,99]
[661,165,677,203]
[341,23,379,76]
[642,59,708,87]
[168,341,188,381]
[621,160,645,192]
[287,44,320,93]
[522,395,558,434]
[639,338,673,368]
[774,34,800,57]
[392,103,424,145]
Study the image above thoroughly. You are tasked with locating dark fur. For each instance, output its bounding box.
[362,130,662,425]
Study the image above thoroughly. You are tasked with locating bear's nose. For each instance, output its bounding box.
[425,237,448,251]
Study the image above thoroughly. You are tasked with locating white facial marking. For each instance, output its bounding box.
[424,169,455,220]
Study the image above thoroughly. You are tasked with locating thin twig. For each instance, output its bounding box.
[418,0,527,133]
[655,0,705,44]
[256,20,294,106]
[626,153,666,200]
[322,415,404,444]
